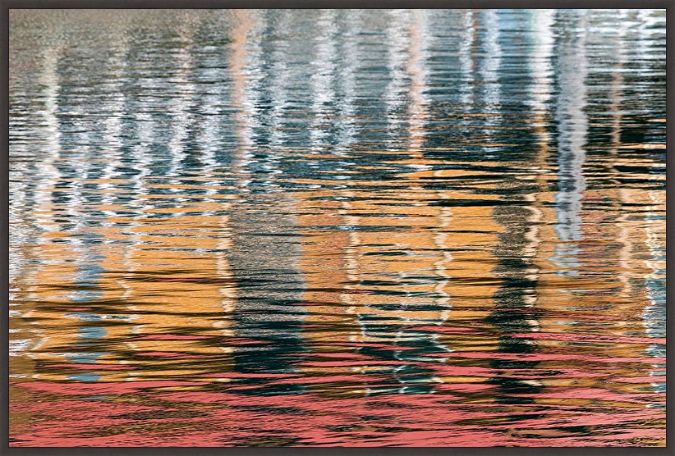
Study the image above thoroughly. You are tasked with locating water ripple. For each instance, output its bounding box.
[9,9,665,447]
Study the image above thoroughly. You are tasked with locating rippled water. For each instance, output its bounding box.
[9,9,666,447]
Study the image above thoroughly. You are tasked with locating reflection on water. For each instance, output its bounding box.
[9,9,666,447]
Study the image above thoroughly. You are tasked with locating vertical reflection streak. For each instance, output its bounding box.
[230,10,256,192]
[385,10,409,147]
[309,10,338,153]
[551,12,589,276]
[20,45,66,368]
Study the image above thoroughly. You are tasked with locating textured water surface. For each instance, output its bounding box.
[9,9,666,447]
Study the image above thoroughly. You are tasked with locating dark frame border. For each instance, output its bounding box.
[2,2,673,455]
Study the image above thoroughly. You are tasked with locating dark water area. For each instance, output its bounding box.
[9,9,666,447]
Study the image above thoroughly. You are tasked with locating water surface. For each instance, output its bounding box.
[9,9,666,447]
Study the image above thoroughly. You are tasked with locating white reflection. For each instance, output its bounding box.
[480,10,501,111]
[406,9,431,155]
[309,10,338,152]
[167,23,194,197]
[33,47,62,235]
[336,10,359,151]
[265,10,291,182]
[16,45,66,364]
[229,10,257,192]
[551,13,588,275]
[385,9,410,144]
[458,11,476,108]
[100,32,129,219]
[527,10,554,112]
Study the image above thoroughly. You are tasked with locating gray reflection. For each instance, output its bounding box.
[226,11,306,385]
